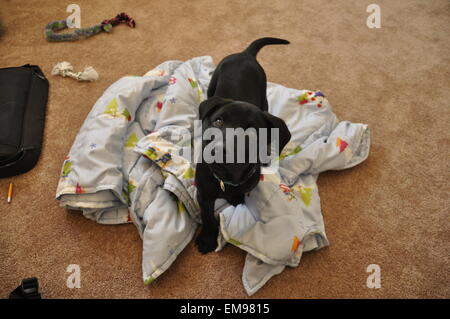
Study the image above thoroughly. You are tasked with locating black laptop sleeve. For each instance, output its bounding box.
[0,64,49,178]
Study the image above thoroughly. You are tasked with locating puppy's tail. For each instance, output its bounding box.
[244,37,290,57]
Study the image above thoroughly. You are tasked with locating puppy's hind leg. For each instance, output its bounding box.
[260,82,269,112]
[207,69,219,98]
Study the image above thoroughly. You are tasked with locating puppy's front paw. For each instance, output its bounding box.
[195,232,218,254]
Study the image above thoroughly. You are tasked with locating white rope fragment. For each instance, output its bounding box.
[52,61,99,82]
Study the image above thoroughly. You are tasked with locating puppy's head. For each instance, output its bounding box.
[199,96,291,186]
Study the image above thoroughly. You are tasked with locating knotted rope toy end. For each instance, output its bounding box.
[51,61,74,77]
[77,66,99,82]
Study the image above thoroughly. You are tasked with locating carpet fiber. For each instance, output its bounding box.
[0,0,448,298]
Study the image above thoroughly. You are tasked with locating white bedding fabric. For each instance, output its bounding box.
[56,56,370,295]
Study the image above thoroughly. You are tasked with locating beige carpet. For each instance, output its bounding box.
[0,0,449,298]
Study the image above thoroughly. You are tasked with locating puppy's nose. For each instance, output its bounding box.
[207,139,224,159]
[212,140,232,163]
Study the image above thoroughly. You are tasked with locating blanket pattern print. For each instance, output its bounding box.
[56,56,371,295]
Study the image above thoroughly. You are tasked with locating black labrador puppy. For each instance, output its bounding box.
[195,37,291,254]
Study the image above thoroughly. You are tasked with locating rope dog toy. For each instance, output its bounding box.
[45,12,135,42]
[52,62,99,82]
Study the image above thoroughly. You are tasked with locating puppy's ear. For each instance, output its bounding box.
[263,112,291,154]
[199,96,232,120]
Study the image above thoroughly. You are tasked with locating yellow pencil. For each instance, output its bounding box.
[7,183,13,203]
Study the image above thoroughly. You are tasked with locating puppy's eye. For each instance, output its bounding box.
[212,118,224,128]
